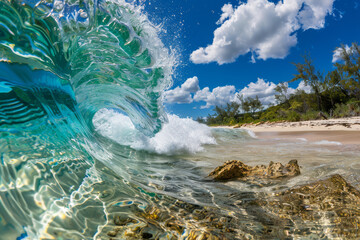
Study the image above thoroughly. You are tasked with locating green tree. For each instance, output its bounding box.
[237,94,263,118]
[275,82,291,106]
[324,70,347,110]
[333,43,360,99]
[291,54,323,111]
[237,94,250,114]
[248,96,263,117]
[206,102,240,125]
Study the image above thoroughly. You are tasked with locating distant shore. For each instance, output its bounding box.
[213,117,360,145]
[239,117,360,132]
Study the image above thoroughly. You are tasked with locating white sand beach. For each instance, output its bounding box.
[214,117,360,145]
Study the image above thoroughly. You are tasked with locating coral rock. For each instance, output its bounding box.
[209,160,300,181]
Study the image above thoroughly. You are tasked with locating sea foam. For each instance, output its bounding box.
[314,140,342,146]
[93,109,216,155]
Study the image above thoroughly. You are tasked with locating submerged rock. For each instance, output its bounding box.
[253,174,360,238]
[105,198,246,240]
[209,159,300,181]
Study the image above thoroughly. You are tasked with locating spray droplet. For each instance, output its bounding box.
[53,0,64,12]
[80,10,88,19]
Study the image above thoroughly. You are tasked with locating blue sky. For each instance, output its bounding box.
[141,0,360,118]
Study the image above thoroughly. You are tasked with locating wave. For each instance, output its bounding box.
[0,0,175,135]
[0,0,180,238]
[93,109,216,154]
[244,129,257,139]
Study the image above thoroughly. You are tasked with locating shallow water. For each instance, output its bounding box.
[93,123,360,239]
[210,129,359,185]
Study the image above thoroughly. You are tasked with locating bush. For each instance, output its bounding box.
[228,117,236,126]
[243,115,254,123]
[333,102,360,118]
[301,111,318,121]
[260,108,278,121]
[286,111,301,122]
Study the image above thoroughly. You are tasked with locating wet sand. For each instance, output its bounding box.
[254,130,360,145]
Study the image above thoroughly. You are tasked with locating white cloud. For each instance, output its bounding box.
[296,81,313,93]
[217,4,234,25]
[193,85,236,109]
[164,76,200,104]
[332,45,351,63]
[298,0,335,30]
[181,76,200,92]
[237,79,312,106]
[164,87,193,104]
[190,0,335,65]
[165,76,313,108]
[238,78,278,106]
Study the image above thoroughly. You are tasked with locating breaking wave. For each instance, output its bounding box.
[93,109,216,155]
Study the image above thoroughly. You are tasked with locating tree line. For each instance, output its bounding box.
[199,43,360,126]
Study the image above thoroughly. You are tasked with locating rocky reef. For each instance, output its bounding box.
[103,161,360,239]
[250,174,360,238]
[104,197,246,240]
[209,159,300,181]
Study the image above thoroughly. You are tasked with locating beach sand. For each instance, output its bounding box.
[235,117,360,145]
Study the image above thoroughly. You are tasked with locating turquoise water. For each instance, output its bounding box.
[0,0,175,238]
[1,0,360,239]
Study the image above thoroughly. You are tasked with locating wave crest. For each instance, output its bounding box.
[93,109,217,155]
[0,0,174,135]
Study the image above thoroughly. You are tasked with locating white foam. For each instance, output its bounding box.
[313,140,342,146]
[93,109,216,155]
[245,129,257,138]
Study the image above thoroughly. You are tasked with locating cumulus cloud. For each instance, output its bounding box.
[193,85,236,109]
[296,81,313,93]
[164,76,200,104]
[237,79,312,106]
[190,0,335,65]
[298,0,335,30]
[238,78,277,106]
[217,4,234,25]
[193,79,311,109]
[332,45,351,63]
[165,76,312,109]
[164,76,236,108]
[181,76,200,92]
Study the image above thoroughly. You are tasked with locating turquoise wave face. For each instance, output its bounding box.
[0,0,172,136]
[0,0,174,238]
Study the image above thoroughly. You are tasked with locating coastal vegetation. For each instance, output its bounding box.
[200,43,360,126]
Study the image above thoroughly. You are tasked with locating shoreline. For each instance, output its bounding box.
[240,116,360,132]
[213,117,360,145]
[253,130,360,145]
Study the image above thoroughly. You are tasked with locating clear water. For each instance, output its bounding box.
[1,0,360,239]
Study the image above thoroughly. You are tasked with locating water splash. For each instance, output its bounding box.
[93,109,216,155]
